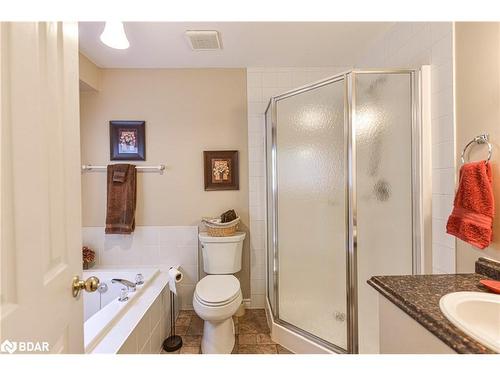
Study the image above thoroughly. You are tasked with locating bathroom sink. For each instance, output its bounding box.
[439,291,500,353]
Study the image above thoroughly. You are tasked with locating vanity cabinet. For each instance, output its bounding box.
[378,295,456,354]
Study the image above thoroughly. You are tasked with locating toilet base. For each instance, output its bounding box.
[201,317,235,354]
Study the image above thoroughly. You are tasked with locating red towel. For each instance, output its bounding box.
[446,161,494,249]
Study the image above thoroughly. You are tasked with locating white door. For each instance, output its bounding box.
[0,22,83,354]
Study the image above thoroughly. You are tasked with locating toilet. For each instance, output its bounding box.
[193,232,246,354]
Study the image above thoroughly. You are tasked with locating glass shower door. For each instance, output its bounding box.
[269,77,347,350]
[354,72,415,353]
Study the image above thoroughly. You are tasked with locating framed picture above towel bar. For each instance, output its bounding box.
[110,120,146,161]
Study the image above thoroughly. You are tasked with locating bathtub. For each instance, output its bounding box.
[83,268,170,353]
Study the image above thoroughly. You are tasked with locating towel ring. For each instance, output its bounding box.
[461,133,492,164]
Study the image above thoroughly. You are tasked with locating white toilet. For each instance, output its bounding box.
[193,232,246,354]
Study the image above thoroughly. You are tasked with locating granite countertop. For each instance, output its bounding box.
[368,258,499,354]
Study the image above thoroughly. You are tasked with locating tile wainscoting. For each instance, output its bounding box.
[82,226,198,309]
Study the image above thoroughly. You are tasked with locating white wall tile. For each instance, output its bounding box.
[262,72,279,88]
[248,115,264,133]
[247,71,262,88]
[276,71,292,88]
[433,168,455,195]
[177,284,195,309]
[247,86,263,103]
[432,244,456,274]
[432,194,454,220]
[432,218,455,248]
[431,34,453,68]
[249,294,266,309]
[251,278,265,294]
[432,141,455,169]
[431,87,454,120]
[431,22,452,44]
[356,22,456,275]
[82,225,199,308]
[432,114,454,144]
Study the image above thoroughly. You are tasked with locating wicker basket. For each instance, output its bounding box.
[202,217,240,237]
[206,225,237,237]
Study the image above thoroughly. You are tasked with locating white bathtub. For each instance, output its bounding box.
[83,267,169,353]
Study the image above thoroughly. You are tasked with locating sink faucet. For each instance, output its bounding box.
[111,278,136,292]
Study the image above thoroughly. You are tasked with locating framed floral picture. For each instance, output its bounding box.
[109,120,146,161]
[204,150,239,191]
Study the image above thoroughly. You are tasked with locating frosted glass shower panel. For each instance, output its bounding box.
[275,79,347,349]
[354,73,414,353]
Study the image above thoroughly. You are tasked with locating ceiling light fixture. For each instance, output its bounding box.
[100,22,130,50]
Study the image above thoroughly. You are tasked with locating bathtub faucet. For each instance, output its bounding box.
[111,278,136,292]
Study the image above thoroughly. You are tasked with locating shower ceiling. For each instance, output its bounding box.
[78,22,393,68]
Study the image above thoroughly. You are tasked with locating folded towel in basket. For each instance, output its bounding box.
[221,209,237,223]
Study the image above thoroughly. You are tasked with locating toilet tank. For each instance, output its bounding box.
[199,232,246,274]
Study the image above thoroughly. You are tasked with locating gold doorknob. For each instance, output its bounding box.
[72,276,100,298]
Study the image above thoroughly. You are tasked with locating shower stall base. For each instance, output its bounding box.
[265,69,427,354]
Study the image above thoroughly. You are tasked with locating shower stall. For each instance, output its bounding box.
[265,70,423,354]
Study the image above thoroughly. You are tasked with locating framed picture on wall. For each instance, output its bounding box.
[204,150,239,191]
[109,120,146,161]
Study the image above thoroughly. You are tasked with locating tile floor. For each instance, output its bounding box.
[162,309,293,354]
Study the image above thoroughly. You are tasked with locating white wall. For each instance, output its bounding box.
[356,22,456,274]
[246,67,349,308]
[82,226,198,309]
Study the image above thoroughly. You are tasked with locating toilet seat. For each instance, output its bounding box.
[194,275,240,307]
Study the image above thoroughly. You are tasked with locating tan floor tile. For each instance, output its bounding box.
[256,333,273,344]
[238,319,269,334]
[187,318,204,335]
[238,334,257,345]
[175,316,191,327]
[237,344,277,354]
[190,314,203,325]
[178,310,196,317]
[163,310,284,355]
[174,325,188,335]
[182,335,202,347]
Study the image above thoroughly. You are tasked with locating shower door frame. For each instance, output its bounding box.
[265,69,423,354]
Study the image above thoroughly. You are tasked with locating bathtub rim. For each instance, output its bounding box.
[83,267,164,353]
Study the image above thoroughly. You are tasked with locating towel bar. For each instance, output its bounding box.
[81,164,165,173]
[461,134,492,164]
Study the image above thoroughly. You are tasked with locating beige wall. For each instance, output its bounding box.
[80,68,250,296]
[454,22,500,271]
[79,53,101,91]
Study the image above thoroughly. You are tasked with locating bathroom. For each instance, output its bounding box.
[1,1,500,373]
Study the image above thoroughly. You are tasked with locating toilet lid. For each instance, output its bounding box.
[195,275,240,305]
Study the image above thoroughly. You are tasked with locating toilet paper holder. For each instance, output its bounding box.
[162,267,183,352]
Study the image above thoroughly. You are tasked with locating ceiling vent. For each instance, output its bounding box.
[185,30,222,50]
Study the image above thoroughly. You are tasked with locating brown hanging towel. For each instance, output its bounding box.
[105,164,137,234]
